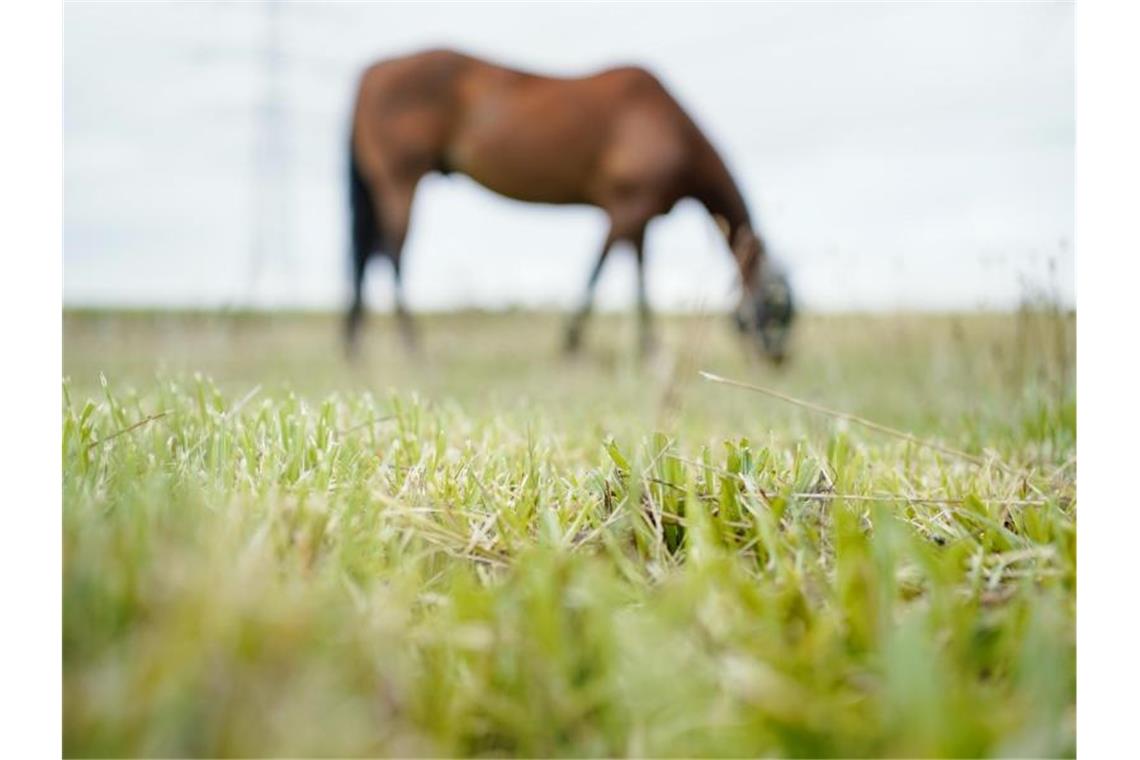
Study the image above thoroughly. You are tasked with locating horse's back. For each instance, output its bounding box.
[357,48,472,97]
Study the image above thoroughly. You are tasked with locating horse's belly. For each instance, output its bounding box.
[449,136,594,205]
[457,159,589,205]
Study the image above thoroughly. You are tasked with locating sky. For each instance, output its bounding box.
[64,1,1074,313]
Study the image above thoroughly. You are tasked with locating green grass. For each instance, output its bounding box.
[63,310,1075,757]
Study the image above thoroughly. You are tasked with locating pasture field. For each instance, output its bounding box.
[63,309,1075,757]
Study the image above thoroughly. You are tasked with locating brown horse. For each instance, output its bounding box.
[347,48,794,360]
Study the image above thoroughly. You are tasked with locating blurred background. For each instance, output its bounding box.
[64,1,1073,315]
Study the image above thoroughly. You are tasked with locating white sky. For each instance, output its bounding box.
[64,1,1074,313]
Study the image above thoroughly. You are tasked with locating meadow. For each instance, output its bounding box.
[63,309,1075,757]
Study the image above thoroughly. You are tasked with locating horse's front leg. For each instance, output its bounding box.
[564,228,616,353]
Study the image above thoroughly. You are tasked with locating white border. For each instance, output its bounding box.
[2,0,1134,753]
[1076,0,1140,755]
[0,0,62,755]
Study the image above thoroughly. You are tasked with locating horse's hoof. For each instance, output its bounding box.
[563,329,583,355]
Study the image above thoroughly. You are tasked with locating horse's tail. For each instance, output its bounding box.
[346,137,379,352]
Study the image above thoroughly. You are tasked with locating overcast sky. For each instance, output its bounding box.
[64,1,1073,313]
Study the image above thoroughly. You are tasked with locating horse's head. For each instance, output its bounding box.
[731,227,795,364]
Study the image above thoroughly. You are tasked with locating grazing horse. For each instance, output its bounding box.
[347,48,794,361]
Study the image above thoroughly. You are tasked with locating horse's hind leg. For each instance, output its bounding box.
[631,228,657,356]
[391,252,417,352]
[346,249,368,359]
[346,145,380,358]
[374,176,419,352]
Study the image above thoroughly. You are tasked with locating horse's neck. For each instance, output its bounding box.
[689,140,762,282]
[689,138,751,237]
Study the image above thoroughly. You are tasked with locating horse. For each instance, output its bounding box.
[347,48,795,361]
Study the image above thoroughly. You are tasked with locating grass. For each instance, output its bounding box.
[63,309,1075,757]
